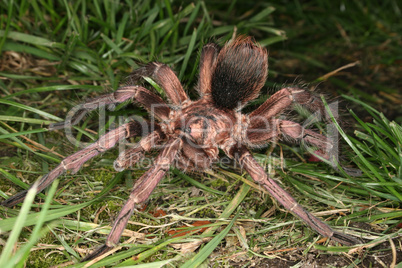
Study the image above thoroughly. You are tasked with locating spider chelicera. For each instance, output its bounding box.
[2,36,360,261]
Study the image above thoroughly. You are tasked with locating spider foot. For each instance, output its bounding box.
[337,166,363,177]
[81,245,113,262]
[1,190,28,208]
[48,121,69,130]
[331,230,362,246]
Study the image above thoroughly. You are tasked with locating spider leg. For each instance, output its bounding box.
[249,87,331,122]
[232,145,361,246]
[128,62,189,105]
[279,120,357,172]
[50,86,170,130]
[81,138,182,261]
[247,119,332,151]
[248,96,362,175]
[114,129,163,171]
[198,43,220,99]
[180,138,218,170]
[279,119,332,149]
[1,120,144,207]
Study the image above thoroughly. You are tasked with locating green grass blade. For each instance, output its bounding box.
[0,0,14,53]
[0,99,61,121]
[181,214,238,268]
[322,96,402,202]
[0,128,48,140]
[179,27,198,79]
[0,172,124,232]
[0,115,54,125]
[2,41,61,60]
[4,85,103,98]
[0,30,65,48]
[0,182,37,267]
[172,169,225,196]
[11,181,59,267]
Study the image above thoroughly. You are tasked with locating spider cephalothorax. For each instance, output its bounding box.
[2,36,360,261]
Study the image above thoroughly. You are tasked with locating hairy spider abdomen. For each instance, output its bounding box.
[211,36,268,110]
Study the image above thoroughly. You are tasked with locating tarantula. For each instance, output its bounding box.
[2,36,360,261]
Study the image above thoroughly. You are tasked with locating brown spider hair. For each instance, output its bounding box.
[211,36,268,110]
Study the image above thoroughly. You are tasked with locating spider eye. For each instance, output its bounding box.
[211,36,268,110]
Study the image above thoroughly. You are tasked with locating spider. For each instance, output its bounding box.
[2,36,360,261]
